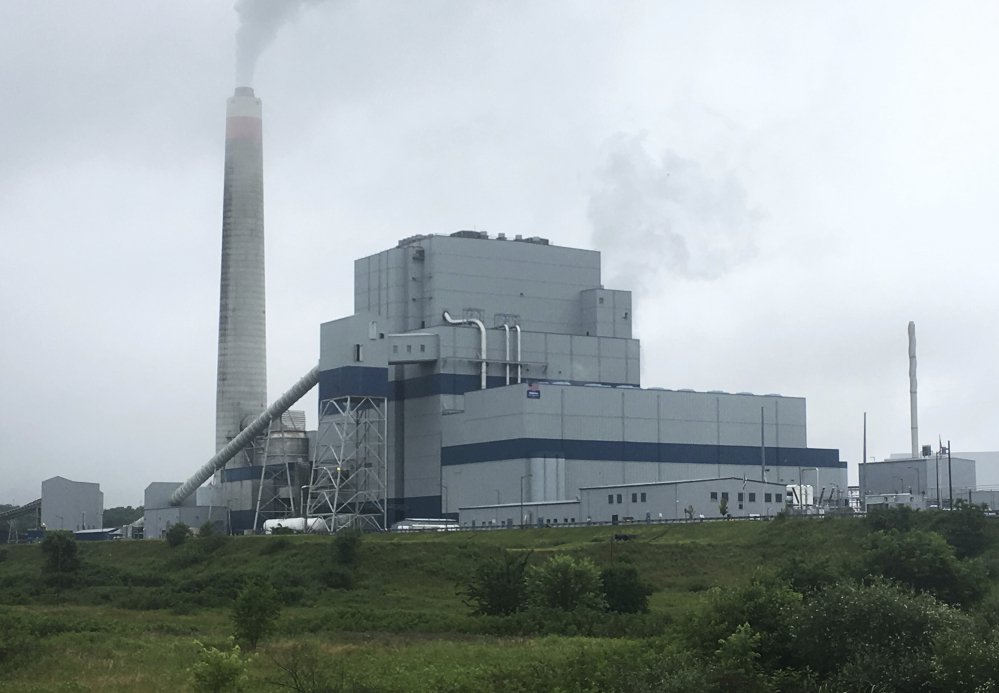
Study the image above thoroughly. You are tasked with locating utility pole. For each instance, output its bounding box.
[947,440,953,509]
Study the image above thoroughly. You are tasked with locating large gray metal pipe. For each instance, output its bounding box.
[170,365,320,506]
[443,311,487,389]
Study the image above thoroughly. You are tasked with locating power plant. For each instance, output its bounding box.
[136,85,855,537]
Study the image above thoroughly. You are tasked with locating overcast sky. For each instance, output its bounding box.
[2,1,997,507]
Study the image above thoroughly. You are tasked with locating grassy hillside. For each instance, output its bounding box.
[0,515,995,691]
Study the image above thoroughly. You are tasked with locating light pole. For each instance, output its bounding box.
[300,485,309,532]
[441,484,449,518]
[520,473,532,528]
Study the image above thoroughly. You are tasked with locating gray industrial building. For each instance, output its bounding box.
[860,456,976,509]
[317,231,846,526]
[40,476,103,531]
[459,477,790,527]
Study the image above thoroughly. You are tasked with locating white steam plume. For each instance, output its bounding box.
[588,134,759,289]
[234,0,323,86]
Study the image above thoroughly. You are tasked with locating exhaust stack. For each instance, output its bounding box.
[216,86,267,458]
[908,321,918,458]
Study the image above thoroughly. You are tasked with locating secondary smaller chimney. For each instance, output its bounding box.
[908,321,918,458]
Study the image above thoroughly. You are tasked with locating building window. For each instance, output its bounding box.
[737,492,744,502]
[353,344,363,362]
[765,493,772,502]
[631,493,638,503]
[392,345,398,353]
[608,494,614,504]
[710,491,718,501]
[406,344,412,353]
[775,493,783,503]
[748,493,756,502]
[721,492,729,501]
[616,494,623,504]
[598,296,604,304]
[420,344,426,352]
[640,492,647,502]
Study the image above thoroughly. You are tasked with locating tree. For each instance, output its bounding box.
[102,505,143,527]
[600,563,653,613]
[232,578,281,650]
[718,496,730,518]
[526,554,606,612]
[463,550,530,616]
[166,522,191,547]
[40,530,80,576]
[861,529,987,606]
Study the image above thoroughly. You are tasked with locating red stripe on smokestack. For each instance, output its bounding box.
[226,116,262,141]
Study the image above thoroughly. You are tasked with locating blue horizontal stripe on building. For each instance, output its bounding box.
[441,438,843,468]
[319,366,633,402]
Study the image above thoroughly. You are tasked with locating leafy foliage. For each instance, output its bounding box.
[102,505,143,527]
[526,553,607,612]
[463,550,530,616]
[600,563,653,613]
[332,529,362,565]
[166,522,191,547]
[232,578,281,650]
[39,530,80,585]
[861,529,987,605]
[189,639,252,693]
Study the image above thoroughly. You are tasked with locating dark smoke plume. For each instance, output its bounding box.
[234,0,323,85]
[588,134,759,289]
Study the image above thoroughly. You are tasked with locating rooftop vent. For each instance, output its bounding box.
[451,230,489,240]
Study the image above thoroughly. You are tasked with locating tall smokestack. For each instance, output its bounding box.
[216,86,267,460]
[908,320,918,458]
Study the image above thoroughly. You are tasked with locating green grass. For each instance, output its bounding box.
[2,516,996,690]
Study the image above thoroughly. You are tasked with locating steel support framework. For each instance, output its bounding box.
[252,417,301,532]
[307,396,388,533]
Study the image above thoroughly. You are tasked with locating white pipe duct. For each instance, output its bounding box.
[514,324,522,383]
[170,365,320,506]
[442,311,487,389]
[501,324,510,385]
[908,321,918,458]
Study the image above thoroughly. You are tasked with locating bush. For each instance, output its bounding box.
[862,529,988,606]
[795,579,967,690]
[166,522,191,547]
[681,571,802,671]
[865,504,914,533]
[260,537,291,555]
[600,563,653,613]
[322,566,355,590]
[332,530,361,565]
[463,550,530,616]
[189,639,252,693]
[0,610,40,667]
[232,578,281,650]
[931,501,991,558]
[526,553,606,612]
[39,530,80,586]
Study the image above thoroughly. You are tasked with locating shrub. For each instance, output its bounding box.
[526,553,606,612]
[681,571,802,671]
[232,578,281,650]
[930,623,999,691]
[189,639,252,693]
[865,505,914,533]
[322,566,355,590]
[795,579,967,690]
[861,529,988,606]
[463,550,530,616]
[39,530,80,586]
[0,609,40,667]
[600,563,653,613]
[332,530,361,565]
[931,501,991,558]
[260,537,291,555]
[166,522,191,547]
